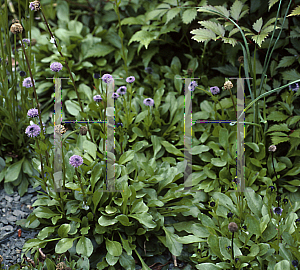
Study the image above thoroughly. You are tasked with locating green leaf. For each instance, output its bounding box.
[166,7,181,24]
[245,189,262,217]
[151,135,162,157]
[37,227,56,240]
[245,142,260,152]
[65,100,81,116]
[68,20,83,34]
[267,124,290,133]
[271,137,289,145]
[128,213,156,228]
[171,56,181,75]
[288,5,300,17]
[132,127,145,137]
[98,216,118,226]
[55,238,75,254]
[119,150,135,165]
[142,47,159,68]
[269,0,280,11]
[283,166,300,177]
[230,0,244,21]
[135,111,148,124]
[276,56,296,69]
[245,214,261,236]
[274,260,290,270]
[34,207,60,218]
[83,140,97,160]
[212,64,238,76]
[182,8,197,24]
[106,238,122,257]
[58,224,71,238]
[281,69,300,81]
[211,158,227,167]
[76,236,93,257]
[221,37,238,47]
[190,28,217,43]
[196,263,222,270]
[207,234,223,260]
[22,158,33,176]
[161,140,184,157]
[253,18,263,32]
[128,30,157,49]
[116,215,132,226]
[119,251,135,269]
[161,226,182,256]
[4,157,24,182]
[266,111,289,121]
[121,15,144,25]
[57,0,69,22]
[200,21,225,36]
[190,145,210,155]
[83,44,115,59]
[251,31,269,47]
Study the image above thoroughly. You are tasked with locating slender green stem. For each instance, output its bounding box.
[271,152,280,208]
[231,232,235,260]
[76,168,86,203]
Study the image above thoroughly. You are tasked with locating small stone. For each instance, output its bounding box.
[12,210,27,217]
[1,225,13,231]
[4,196,13,202]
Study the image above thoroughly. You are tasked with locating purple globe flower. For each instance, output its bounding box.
[210,86,220,95]
[188,81,198,91]
[22,77,35,88]
[126,76,135,83]
[19,71,26,77]
[273,207,283,216]
[102,74,113,83]
[50,62,63,72]
[27,108,39,118]
[25,124,41,137]
[93,95,102,102]
[289,83,299,92]
[143,98,154,107]
[22,38,30,45]
[117,86,127,95]
[69,155,83,168]
[112,93,119,100]
[29,2,35,10]
[93,73,101,79]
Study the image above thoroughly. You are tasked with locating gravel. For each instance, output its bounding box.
[0,182,44,269]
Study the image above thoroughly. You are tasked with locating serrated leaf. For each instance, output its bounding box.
[276,56,297,69]
[230,0,244,21]
[251,31,269,47]
[121,15,144,25]
[190,28,217,42]
[221,37,238,46]
[269,0,280,11]
[281,69,300,81]
[271,136,290,145]
[182,8,197,24]
[229,28,240,37]
[128,30,157,49]
[215,5,230,17]
[288,5,300,17]
[200,21,225,36]
[253,18,263,33]
[166,7,181,24]
[83,44,114,59]
[212,64,238,76]
[266,111,289,122]
[267,124,290,133]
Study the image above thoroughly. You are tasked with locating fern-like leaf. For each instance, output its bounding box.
[166,7,181,24]
[271,136,289,145]
[266,111,289,122]
[190,28,217,42]
[230,0,243,21]
[269,0,280,11]
[221,37,238,47]
[182,8,198,24]
[200,21,225,36]
[276,56,297,69]
[287,5,300,17]
[251,31,269,47]
[267,123,290,133]
[253,18,263,33]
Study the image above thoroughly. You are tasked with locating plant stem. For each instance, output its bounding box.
[271,152,280,208]
[228,88,237,119]
[76,168,86,203]
[231,232,235,260]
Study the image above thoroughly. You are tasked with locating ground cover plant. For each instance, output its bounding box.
[0,0,300,269]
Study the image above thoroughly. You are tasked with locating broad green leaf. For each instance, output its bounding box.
[190,145,210,155]
[128,30,157,49]
[283,166,300,177]
[276,56,296,69]
[171,56,181,74]
[266,111,289,121]
[211,158,227,167]
[182,8,197,24]
[76,236,93,257]
[245,189,262,217]
[267,124,290,133]
[119,150,135,165]
[207,234,223,260]
[245,214,261,236]
[68,20,83,34]
[58,224,71,238]
[119,251,135,270]
[116,215,132,226]
[161,140,184,157]
[212,64,238,76]
[135,110,148,123]
[161,226,182,256]
[98,216,118,226]
[166,7,181,24]
[196,263,222,270]
[4,157,24,182]
[65,100,81,116]
[151,135,162,157]
[37,227,56,240]
[271,137,289,145]
[128,213,156,228]
[22,158,33,176]
[190,28,217,42]
[281,69,300,81]
[106,238,122,257]
[274,260,290,270]
[142,47,159,67]
[230,0,244,21]
[221,37,238,46]
[55,238,75,254]
[121,15,144,25]
[200,21,225,36]
[33,207,59,218]
[245,142,260,152]
[57,1,69,22]
[219,128,228,149]
[253,18,263,32]
[83,140,97,160]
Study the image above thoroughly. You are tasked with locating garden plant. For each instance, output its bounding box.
[0,0,300,269]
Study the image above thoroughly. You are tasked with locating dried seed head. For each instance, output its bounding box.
[10,21,23,34]
[56,262,67,270]
[228,222,238,233]
[187,68,193,76]
[55,124,66,135]
[80,126,88,135]
[268,145,276,152]
[238,56,244,63]
[224,80,233,90]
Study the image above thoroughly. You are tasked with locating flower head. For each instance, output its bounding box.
[283,198,288,204]
[227,212,233,218]
[209,201,215,207]
[289,83,299,92]
[273,207,283,216]
[10,20,23,34]
[117,86,127,95]
[93,95,102,102]
[292,260,299,267]
[50,62,63,72]
[224,80,233,90]
[29,1,40,11]
[69,155,83,168]
[22,77,35,88]
[93,73,100,79]
[145,67,153,74]
[143,98,154,107]
[27,108,39,118]
[126,76,135,83]
[22,38,30,45]
[228,222,238,233]
[188,81,198,91]
[112,93,119,100]
[25,124,41,137]
[20,71,26,77]
[102,74,113,83]
[268,145,276,152]
[210,86,220,95]
[269,186,275,192]
[116,122,123,128]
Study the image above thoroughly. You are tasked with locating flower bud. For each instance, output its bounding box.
[228,222,238,233]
